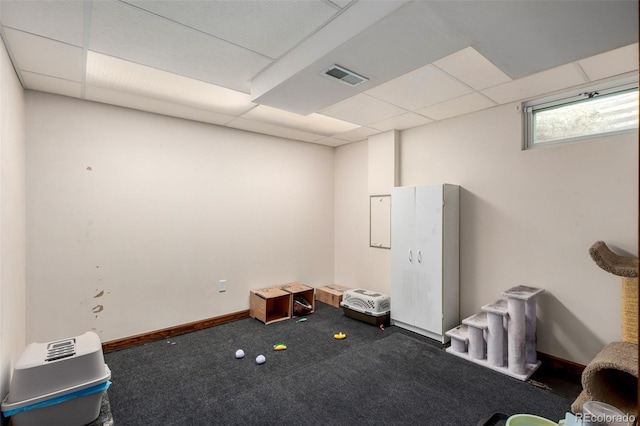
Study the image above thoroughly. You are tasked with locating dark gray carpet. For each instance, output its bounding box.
[104,303,571,425]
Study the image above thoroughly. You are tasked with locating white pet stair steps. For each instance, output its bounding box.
[481,298,508,368]
[502,285,544,376]
[462,312,488,360]
[445,324,469,353]
[445,285,544,381]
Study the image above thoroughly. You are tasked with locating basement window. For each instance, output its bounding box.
[523,79,638,149]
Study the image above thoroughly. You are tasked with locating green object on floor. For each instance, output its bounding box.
[506,414,558,426]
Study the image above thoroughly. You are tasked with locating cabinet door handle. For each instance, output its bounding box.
[408,250,413,262]
[418,250,422,263]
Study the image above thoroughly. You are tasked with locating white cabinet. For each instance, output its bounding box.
[391,184,459,343]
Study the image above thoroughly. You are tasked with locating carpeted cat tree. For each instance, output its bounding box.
[571,241,638,417]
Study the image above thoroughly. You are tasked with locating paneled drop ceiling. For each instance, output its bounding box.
[1,0,638,147]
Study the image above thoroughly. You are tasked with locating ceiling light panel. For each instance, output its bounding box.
[89,0,271,93]
[123,0,343,59]
[86,52,255,116]
[84,85,236,127]
[242,105,360,136]
[226,117,325,143]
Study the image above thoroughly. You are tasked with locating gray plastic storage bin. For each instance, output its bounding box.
[1,331,111,426]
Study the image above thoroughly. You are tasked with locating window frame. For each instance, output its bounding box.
[522,77,639,150]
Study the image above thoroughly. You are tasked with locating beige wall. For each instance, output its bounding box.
[333,139,393,295]
[14,56,640,368]
[25,92,334,343]
[0,37,26,399]
[334,102,638,365]
[334,141,368,287]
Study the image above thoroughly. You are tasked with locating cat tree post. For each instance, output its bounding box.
[502,285,544,376]
[572,241,639,417]
[462,313,488,360]
[481,299,509,368]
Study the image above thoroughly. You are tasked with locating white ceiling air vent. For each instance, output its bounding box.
[323,65,368,86]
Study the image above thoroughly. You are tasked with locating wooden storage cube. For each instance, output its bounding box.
[279,283,315,316]
[315,285,350,308]
[249,287,292,325]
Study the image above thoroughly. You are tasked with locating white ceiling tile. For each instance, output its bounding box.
[84,85,236,127]
[433,47,511,90]
[311,136,351,147]
[428,1,639,79]
[22,72,82,98]
[123,0,341,59]
[242,105,359,136]
[481,64,588,104]
[226,117,325,143]
[89,0,271,93]
[319,94,407,126]
[4,28,83,82]
[1,0,84,46]
[369,112,433,132]
[2,0,637,142]
[365,64,474,111]
[416,93,497,121]
[578,43,639,82]
[327,0,354,9]
[332,126,380,142]
[250,0,416,114]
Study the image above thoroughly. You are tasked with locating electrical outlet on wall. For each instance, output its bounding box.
[218,280,226,292]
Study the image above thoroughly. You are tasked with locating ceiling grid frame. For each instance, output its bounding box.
[0,0,636,146]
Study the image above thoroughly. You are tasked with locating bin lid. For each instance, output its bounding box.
[5,331,106,403]
[1,364,111,412]
[2,379,110,418]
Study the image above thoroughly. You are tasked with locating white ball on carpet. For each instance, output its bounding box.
[235,349,245,359]
[256,354,266,365]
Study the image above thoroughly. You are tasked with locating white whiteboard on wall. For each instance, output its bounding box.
[370,195,391,249]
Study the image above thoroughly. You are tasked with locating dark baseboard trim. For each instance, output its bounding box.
[102,309,251,353]
[537,351,586,380]
[101,312,589,382]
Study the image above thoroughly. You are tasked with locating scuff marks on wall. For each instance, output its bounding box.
[91,271,111,318]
